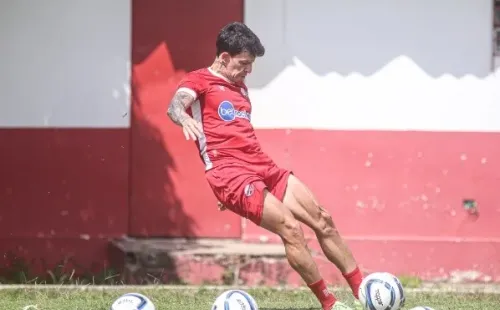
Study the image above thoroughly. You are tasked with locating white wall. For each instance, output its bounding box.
[0,0,131,128]
[245,0,500,132]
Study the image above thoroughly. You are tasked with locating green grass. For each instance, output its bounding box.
[0,287,498,310]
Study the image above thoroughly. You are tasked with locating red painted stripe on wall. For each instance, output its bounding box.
[0,128,129,277]
[245,129,500,240]
[0,129,130,238]
[238,129,500,280]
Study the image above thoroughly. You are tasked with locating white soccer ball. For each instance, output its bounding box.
[358,272,405,310]
[408,307,435,310]
[212,289,259,310]
[110,292,155,310]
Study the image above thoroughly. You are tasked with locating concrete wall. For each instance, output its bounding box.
[0,0,131,127]
[242,0,500,282]
[0,0,244,277]
[128,0,244,238]
[0,0,131,276]
[0,0,499,283]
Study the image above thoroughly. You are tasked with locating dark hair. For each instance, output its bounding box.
[216,22,265,57]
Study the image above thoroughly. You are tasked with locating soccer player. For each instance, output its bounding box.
[167,22,363,310]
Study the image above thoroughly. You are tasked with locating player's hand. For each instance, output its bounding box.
[181,118,203,141]
[217,201,227,211]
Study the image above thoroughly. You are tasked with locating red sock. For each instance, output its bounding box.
[343,266,363,299]
[308,278,337,310]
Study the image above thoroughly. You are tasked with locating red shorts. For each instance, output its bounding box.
[205,163,291,225]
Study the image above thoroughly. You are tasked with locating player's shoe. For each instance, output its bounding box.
[329,301,353,310]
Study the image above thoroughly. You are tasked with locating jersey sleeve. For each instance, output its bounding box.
[175,72,205,100]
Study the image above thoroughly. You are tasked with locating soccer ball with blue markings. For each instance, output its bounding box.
[212,289,259,310]
[110,292,155,310]
[358,272,405,310]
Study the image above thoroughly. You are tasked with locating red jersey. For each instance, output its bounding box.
[175,68,273,170]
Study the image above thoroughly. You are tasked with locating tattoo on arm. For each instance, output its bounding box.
[167,91,195,125]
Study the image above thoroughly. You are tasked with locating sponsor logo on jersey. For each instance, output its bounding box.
[218,100,251,122]
[244,184,254,197]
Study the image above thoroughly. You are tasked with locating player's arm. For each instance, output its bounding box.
[167,89,195,126]
[167,89,203,140]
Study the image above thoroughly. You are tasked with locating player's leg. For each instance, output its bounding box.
[282,174,363,299]
[263,165,362,299]
[259,189,340,310]
[206,166,343,310]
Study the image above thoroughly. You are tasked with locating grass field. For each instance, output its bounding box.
[0,286,498,310]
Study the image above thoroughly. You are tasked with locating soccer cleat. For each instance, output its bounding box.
[330,301,353,310]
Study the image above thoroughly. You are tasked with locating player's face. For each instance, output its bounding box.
[222,52,255,83]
